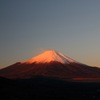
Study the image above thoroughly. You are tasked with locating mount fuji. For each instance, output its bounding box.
[0,50,100,81]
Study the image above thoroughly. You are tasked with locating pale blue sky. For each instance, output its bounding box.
[1,0,100,68]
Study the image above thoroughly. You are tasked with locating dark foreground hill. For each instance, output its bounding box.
[0,76,100,100]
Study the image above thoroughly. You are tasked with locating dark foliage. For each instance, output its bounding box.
[0,76,100,100]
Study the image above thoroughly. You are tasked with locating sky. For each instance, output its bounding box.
[0,0,100,68]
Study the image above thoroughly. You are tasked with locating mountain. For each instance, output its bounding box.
[0,50,100,81]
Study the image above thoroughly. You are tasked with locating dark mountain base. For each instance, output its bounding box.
[0,76,100,100]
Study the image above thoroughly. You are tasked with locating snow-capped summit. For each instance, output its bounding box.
[24,50,76,64]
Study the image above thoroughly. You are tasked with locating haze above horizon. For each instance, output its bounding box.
[1,0,100,68]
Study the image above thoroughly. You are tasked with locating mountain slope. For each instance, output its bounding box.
[0,50,100,80]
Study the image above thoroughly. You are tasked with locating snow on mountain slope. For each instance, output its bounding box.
[24,50,77,64]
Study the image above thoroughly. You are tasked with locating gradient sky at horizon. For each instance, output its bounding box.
[1,0,100,68]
